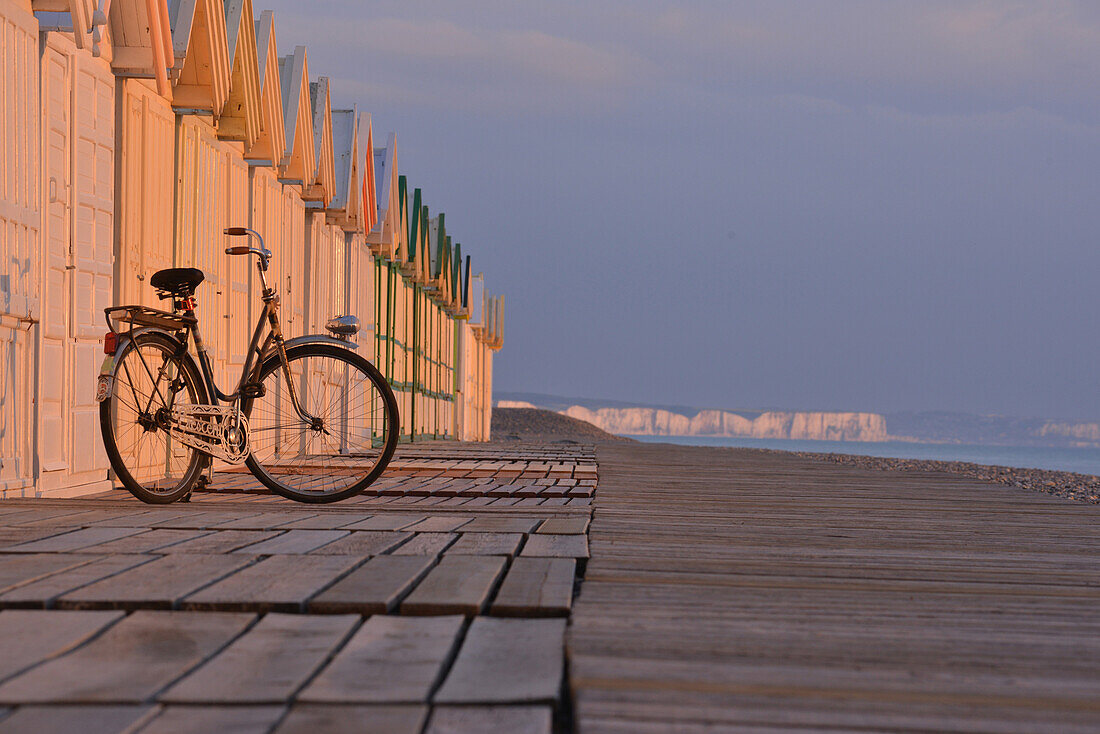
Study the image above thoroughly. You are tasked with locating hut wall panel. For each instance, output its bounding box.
[280,184,306,338]
[36,33,114,496]
[116,79,174,308]
[174,115,236,387]
[0,0,38,493]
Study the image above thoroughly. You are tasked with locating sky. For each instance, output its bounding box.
[260,1,1100,421]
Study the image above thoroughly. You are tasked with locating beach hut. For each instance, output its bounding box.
[218,0,262,152]
[0,0,40,494]
[366,133,400,260]
[168,0,230,113]
[248,10,283,165]
[277,46,314,185]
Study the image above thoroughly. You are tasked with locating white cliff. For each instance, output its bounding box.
[560,406,888,442]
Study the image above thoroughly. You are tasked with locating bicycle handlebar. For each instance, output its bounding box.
[223,227,271,272]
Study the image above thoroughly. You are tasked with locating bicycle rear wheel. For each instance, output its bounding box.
[243,343,399,503]
[99,331,207,504]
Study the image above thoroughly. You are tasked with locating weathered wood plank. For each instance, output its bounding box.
[424,705,552,734]
[4,527,148,553]
[79,529,211,554]
[0,610,124,681]
[390,533,457,556]
[491,558,576,617]
[161,613,358,703]
[522,534,589,559]
[400,555,507,616]
[0,555,157,608]
[536,518,590,534]
[341,514,423,531]
[278,514,366,529]
[230,530,349,554]
[446,532,523,556]
[57,554,257,610]
[212,512,317,530]
[182,555,366,612]
[0,705,158,733]
[308,555,436,614]
[0,554,98,594]
[435,617,566,704]
[158,530,283,554]
[139,705,286,734]
[0,610,255,703]
[273,704,426,734]
[404,516,473,532]
[308,531,410,555]
[298,615,464,703]
[461,517,540,533]
[0,526,81,550]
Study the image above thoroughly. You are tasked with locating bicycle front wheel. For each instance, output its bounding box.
[243,343,400,503]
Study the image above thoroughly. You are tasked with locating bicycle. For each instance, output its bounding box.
[95,227,400,504]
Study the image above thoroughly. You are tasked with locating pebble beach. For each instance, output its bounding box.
[795,451,1100,505]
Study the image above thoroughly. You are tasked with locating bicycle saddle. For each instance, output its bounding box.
[150,267,205,298]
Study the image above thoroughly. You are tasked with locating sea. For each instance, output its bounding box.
[622,435,1100,477]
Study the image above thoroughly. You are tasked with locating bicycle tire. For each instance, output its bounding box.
[243,343,400,503]
[99,330,208,504]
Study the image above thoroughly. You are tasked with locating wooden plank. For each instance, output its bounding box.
[309,531,411,555]
[521,534,589,559]
[230,530,349,554]
[212,512,318,530]
[435,617,566,704]
[298,615,464,703]
[4,527,148,553]
[0,555,158,608]
[0,554,98,594]
[182,555,366,612]
[400,555,506,616]
[341,514,424,531]
[139,705,286,734]
[425,706,552,734]
[0,526,81,550]
[0,610,124,681]
[278,514,366,529]
[158,530,283,554]
[491,558,576,617]
[273,704,426,734]
[308,555,436,614]
[536,518,590,534]
[79,529,211,554]
[447,532,523,556]
[459,517,541,534]
[390,533,456,556]
[56,554,258,610]
[0,705,158,733]
[161,613,358,703]
[0,610,256,703]
[404,516,473,532]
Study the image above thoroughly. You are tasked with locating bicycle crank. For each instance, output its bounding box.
[162,404,251,464]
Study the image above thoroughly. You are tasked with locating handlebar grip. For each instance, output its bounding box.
[225,246,252,255]
[224,227,250,236]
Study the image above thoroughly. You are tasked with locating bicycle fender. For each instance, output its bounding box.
[95,327,187,402]
[261,334,358,362]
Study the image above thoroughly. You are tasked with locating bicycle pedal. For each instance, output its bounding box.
[242,383,266,399]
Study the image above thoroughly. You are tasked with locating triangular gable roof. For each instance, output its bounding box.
[328,106,359,228]
[303,77,335,205]
[366,133,398,255]
[277,45,315,185]
[169,0,231,112]
[217,0,262,149]
[358,113,376,234]
[404,186,422,271]
[103,0,174,96]
[249,10,284,164]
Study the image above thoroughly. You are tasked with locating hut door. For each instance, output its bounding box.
[38,34,114,495]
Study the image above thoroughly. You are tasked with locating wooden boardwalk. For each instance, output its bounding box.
[570,443,1100,733]
[0,444,592,733]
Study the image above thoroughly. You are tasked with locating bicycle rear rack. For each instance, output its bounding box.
[105,305,197,333]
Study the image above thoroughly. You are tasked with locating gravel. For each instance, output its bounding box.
[793,451,1100,504]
